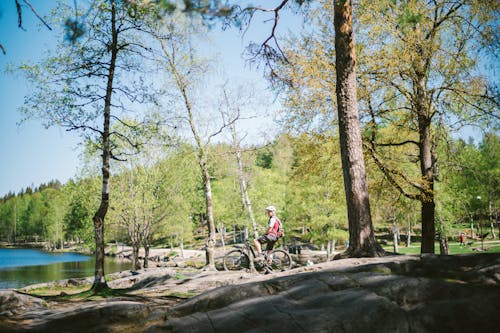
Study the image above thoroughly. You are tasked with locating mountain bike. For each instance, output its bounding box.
[223,239,292,274]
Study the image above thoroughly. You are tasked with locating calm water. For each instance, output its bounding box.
[0,248,131,289]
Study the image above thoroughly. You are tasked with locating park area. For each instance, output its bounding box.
[0,0,498,332]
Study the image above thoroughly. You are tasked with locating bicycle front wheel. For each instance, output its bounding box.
[223,250,250,271]
[268,249,292,272]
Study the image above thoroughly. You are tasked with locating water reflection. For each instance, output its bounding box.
[0,251,131,289]
[0,248,90,269]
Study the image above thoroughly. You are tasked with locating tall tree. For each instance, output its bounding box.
[231,0,384,256]
[220,84,260,239]
[231,123,259,239]
[19,0,159,290]
[273,0,498,253]
[154,14,239,269]
[356,0,499,253]
[331,0,384,257]
[110,124,173,270]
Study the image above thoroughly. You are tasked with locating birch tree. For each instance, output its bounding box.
[154,15,239,269]
[18,0,159,290]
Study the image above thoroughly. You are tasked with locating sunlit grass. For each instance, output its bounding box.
[382,240,500,254]
[21,284,91,297]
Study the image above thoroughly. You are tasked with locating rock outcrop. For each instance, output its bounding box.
[1,253,499,332]
[147,253,500,333]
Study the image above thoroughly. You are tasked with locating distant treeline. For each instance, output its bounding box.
[0,133,498,251]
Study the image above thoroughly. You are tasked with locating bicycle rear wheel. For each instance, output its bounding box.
[223,250,250,271]
[268,249,292,272]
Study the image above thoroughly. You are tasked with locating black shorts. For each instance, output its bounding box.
[257,234,277,251]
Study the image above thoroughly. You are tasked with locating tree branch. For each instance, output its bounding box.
[20,0,53,31]
[365,142,424,200]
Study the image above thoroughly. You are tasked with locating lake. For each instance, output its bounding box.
[0,248,131,289]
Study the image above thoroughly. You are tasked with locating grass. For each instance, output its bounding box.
[382,240,500,255]
[21,284,91,297]
[174,272,189,280]
[25,286,141,301]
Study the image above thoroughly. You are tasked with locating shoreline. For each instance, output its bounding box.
[0,241,45,249]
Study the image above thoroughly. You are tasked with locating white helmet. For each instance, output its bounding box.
[265,205,276,212]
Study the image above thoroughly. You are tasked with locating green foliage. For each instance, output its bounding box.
[285,133,347,243]
[3,0,498,255]
[438,133,500,229]
[64,18,86,43]
[397,5,423,29]
[255,147,273,169]
[158,0,177,14]
[63,179,98,247]
[0,133,497,253]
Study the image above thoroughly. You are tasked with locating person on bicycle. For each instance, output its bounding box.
[254,205,281,262]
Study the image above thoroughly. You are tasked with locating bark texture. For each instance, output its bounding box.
[91,0,119,291]
[231,124,258,239]
[201,160,217,270]
[333,0,383,257]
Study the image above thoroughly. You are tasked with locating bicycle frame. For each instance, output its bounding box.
[243,239,280,273]
[223,238,291,273]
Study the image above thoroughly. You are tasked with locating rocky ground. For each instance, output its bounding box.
[0,253,499,333]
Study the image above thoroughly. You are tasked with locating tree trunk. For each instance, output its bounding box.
[143,239,150,269]
[439,233,449,255]
[489,199,496,239]
[406,218,411,247]
[218,222,226,250]
[326,239,336,262]
[243,225,249,242]
[201,160,217,270]
[410,29,437,254]
[333,0,384,258]
[231,124,259,239]
[180,236,184,258]
[173,50,217,270]
[418,112,436,253]
[132,242,141,271]
[92,207,107,291]
[393,217,399,254]
[91,0,119,292]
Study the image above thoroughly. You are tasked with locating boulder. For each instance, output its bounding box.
[0,290,47,318]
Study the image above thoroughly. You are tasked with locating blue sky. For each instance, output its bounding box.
[0,1,82,197]
[0,1,300,197]
[1,1,491,198]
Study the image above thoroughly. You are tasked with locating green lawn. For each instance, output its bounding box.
[382,240,500,255]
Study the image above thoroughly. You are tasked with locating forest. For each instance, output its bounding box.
[1,132,498,255]
[1,0,499,288]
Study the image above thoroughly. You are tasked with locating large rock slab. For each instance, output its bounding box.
[1,253,499,332]
[147,253,500,333]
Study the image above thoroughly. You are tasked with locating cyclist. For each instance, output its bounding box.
[254,205,282,263]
